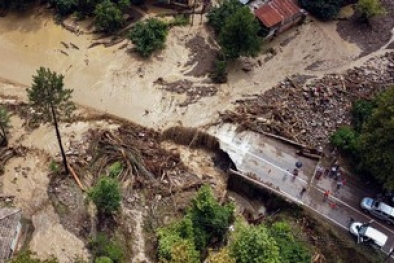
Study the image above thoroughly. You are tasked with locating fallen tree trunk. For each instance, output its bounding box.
[67,163,85,191]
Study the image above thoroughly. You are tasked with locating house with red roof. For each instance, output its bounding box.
[254,0,307,38]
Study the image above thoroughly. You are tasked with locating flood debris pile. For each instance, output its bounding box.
[155,78,218,107]
[220,52,394,149]
[183,35,219,77]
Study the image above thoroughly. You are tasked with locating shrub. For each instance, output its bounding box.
[95,257,113,263]
[89,176,121,216]
[108,161,123,178]
[356,0,386,22]
[330,126,358,154]
[168,15,190,27]
[211,58,228,83]
[157,218,196,261]
[188,185,234,251]
[269,222,311,263]
[229,221,281,263]
[129,18,169,57]
[51,0,78,16]
[94,0,125,33]
[89,233,124,263]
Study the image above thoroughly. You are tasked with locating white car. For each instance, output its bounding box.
[349,221,388,249]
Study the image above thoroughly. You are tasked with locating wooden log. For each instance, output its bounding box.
[67,163,85,191]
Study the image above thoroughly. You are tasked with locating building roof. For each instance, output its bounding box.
[0,208,22,263]
[254,0,302,28]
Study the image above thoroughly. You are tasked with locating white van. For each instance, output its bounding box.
[349,221,388,249]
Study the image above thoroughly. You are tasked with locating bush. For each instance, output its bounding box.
[95,257,113,263]
[330,126,358,154]
[157,218,196,261]
[129,18,169,57]
[207,248,235,263]
[94,0,125,33]
[269,222,311,263]
[108,161,123,178]
[89,176,121,216]
[89,233,124,263]
[168,15,190,27]
[229,221,281,263]
[8,250,59,263]
[51,0,78,16]
[188,185,234,251]
[300,0,342,21]
[356,0,386,22]
[211,58,228,83]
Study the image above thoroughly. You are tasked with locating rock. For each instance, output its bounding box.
[5,198,12,203]
[242,61,253,72]
[127,197,134,203]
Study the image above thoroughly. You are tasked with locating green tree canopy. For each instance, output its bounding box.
[129,18,168,57]
[269,222,311,263]
[218,6,261,60]
[356,0,386,22]
[188,185,234,250]
[94,0,124,33]
[207,0,243,35]
[358,87,394,189]
[0,106,11,146]
[300,0,342,21]
[330,126,358,155]
[89,176,121,215]
[229,221,281,263]
[351,99,376,133]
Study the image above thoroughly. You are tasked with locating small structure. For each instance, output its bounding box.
[0,208,22,263]
[254,0,306,38]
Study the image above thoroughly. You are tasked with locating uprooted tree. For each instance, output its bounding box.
[0,106,10,146]
[27,67,75,174]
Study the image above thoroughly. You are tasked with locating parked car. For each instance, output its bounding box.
[349,221,388,249]
[360,197,394,224]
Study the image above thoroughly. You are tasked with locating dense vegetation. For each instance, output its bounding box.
[300,0,343,21]
[157,185,310,263]
[330,87,394,189]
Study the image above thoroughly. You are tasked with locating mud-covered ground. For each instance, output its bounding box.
[0,3,393,262]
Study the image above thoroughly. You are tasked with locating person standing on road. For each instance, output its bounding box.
[323,190,330,202]
[336,180,343,192]
[292,168,299,182]
[283,169,290,181]
[300,187,307,197]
